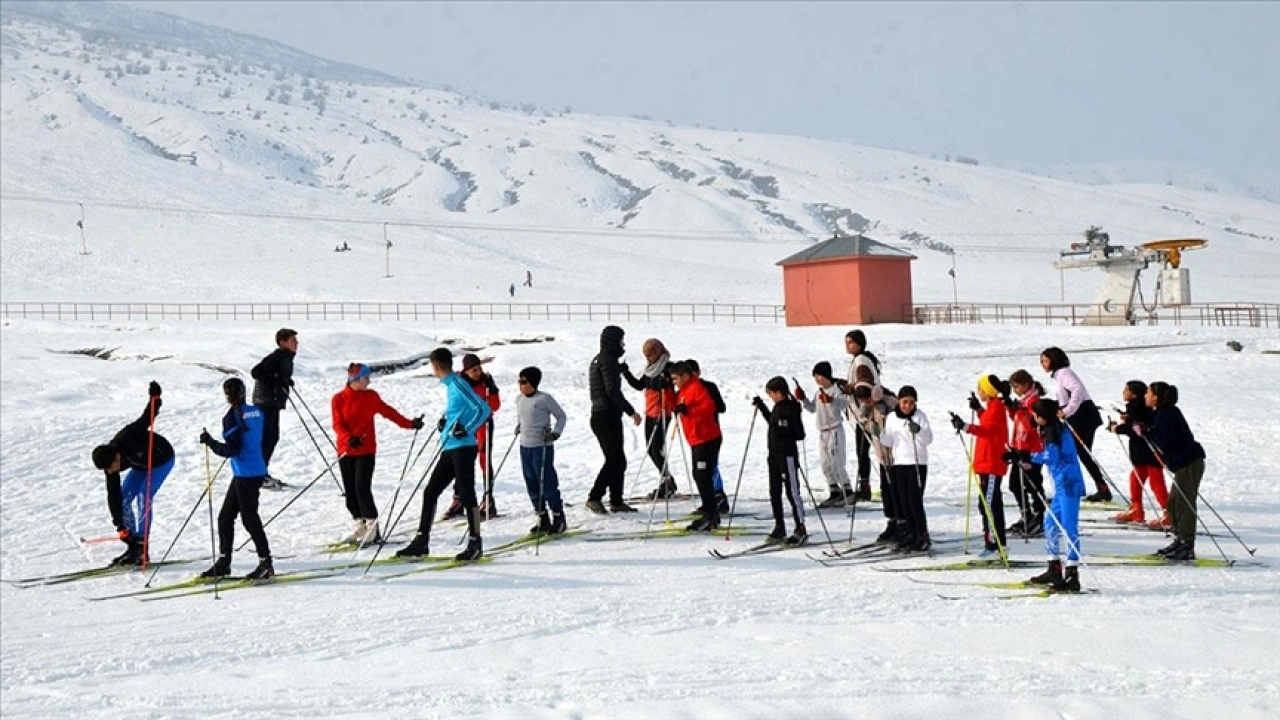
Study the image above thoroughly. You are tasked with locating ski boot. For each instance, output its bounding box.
[785,524,809,547]
[715,491,731,515]
[1060,565,1081,593]
[1028,560,1063,587]
[1165,541,1196,562]
[341,519,366,544]
[439,496,465,521]
[199,555,232,579]
[687,515,720,533]
[584,499,608,515]
[394,533,431,558]
[245,556,275,581]
[109,535,143,567]
[647,478,679,500]
[608,500,638,513]
[875,521,898,544]
[1113,505,1145,524]
[548,511,567,535]
[1155,538,1184,557]
[261,475,284,491]
[455,536,483,562]
[766,525,787,544]
[854,480,873,503]
[1147,511,1171,531]
[529,511,552,536]
[357,519,383,545]
[1007,519,1026,536]
[478,495,499,520]
[1084,488,1114,504]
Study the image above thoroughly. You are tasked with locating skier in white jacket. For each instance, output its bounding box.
[795,361,853,508]
[878,385,933,552]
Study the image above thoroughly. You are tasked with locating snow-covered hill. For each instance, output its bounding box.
[1,2,1277,305]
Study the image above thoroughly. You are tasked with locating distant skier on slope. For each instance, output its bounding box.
[91,381,173,567]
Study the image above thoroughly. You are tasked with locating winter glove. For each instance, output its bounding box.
[286,378,295,387]
[436,417,446,432]
[907,420,921,435]
[411,416,425,430]
[793,386,807,401]
[199,429,215,446]
[1131,423,1145,437]
[817,391,832,404]
[348,436,364,450]
[967,393,983,414]
[948,413,966,432]
[483,374,499,394]
[148,381,162,398]
[117,527,131,541]
[451,423,468,439]
[619,362,630,375]
[544,430,560,444]
[673,403,688,416]
[1001,450,1019,464]
[1002,395,1019,411]
[751,396,766,412]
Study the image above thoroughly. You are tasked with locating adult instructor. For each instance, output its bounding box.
[586,325,643,514]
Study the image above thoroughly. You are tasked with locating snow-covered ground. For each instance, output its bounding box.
[2,319,1278,718]
[3,3,1279,717]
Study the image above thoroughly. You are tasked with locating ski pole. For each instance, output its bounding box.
[205,447,221,600]
[144,454,228,588]
[721,406,759,540]
[909,423,933,557]
[489,433,520,493]
[951,422,1010,570]
[362,445,443,575]
[1196,492,1256,556]
[483,432,516,522]
[292,385,339,451]
[1108,425,1168,536]
[80,535,124,545]
[1140,435,1238,563]
[381,428,436,537]
[1064,422,1130,506]
[142,392,158,571]
[361,427,422,553]
[237,455,343,551]
[644,420,684,540]
[846,419,879,545]
[289,395,345,495]
[795,457,838,553]
[535,439,549,556]
[964,409,975,554]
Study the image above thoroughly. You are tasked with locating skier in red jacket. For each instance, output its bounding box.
[670,360,723,532]
[331,363,423,544]
[950,374,1011,558]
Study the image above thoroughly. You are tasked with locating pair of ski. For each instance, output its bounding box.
[3,559,198,589]
[707,537,809,560]
[907,575,1101,600]
[583,525,765,543]
[376,528,590,579]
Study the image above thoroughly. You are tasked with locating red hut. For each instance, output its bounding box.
[777,234,916,326]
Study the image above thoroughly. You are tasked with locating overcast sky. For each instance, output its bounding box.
[130,1,1280,171]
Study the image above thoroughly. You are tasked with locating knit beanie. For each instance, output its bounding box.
[348,363,372,383]
[897,385,918,400]
[812,361,833,380]
[519,366,542,390]
[977,374,999,398]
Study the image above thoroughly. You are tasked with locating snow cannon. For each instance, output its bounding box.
[1053,227,1206,326]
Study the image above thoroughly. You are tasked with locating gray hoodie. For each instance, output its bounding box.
[515,391,568,448]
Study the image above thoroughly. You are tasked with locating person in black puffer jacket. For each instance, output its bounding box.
[250,328,297,486]
[586,325,642,514]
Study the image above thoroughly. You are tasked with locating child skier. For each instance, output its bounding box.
[1012,398,1085,592]
[396,348,492,561]
[1108,380,1169,527]
[878,385,933,551]
[1137,382,1205,561]
[441,354,502,520]
[852,383,900,542]
[91,381,173,567]
[514,366,568,535]
[198,378,275,580]
[1005,370,1046,537]
[670,360,724,531]
[331,363,423,545]
[795,362,854,507]
[949,374,1010,558]
[1040,347,1109,502]
[841,329,882,502]
[686,358,731,515]
[752,377,808,545]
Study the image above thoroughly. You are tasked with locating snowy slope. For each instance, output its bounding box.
[2,3,1278,305]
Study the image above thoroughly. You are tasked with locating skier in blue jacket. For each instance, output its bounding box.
[198,378,275,580]
[397,347,493,561]
[1008,398,1086,592]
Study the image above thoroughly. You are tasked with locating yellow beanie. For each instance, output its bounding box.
[977,374,999,399]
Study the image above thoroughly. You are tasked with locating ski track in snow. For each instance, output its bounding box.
[3,320,1279,718]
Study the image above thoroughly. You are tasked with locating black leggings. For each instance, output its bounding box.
[690,438,721,521]
[419,446,479,538]
[261,407,281,467]
[1008,461,1046,522]
[978,474,1006,550]
[644,415,674,482]
[218,476,270,558]
[890,465,928,539]
[589,413,627,504]
[1067,401,1106,492]
[340,454,378,519]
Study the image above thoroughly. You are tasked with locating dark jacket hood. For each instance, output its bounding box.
[599,325,625,357]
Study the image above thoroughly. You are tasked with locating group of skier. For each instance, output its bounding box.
[89,324,1209,591]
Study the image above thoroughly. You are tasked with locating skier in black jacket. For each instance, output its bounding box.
[90,381,174,566]
[586,325,642,514]
[250,328,297,488]
[752,377,808,545]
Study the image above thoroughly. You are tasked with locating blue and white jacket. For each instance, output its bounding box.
[440,372,492,451]
[207,404,267,478]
